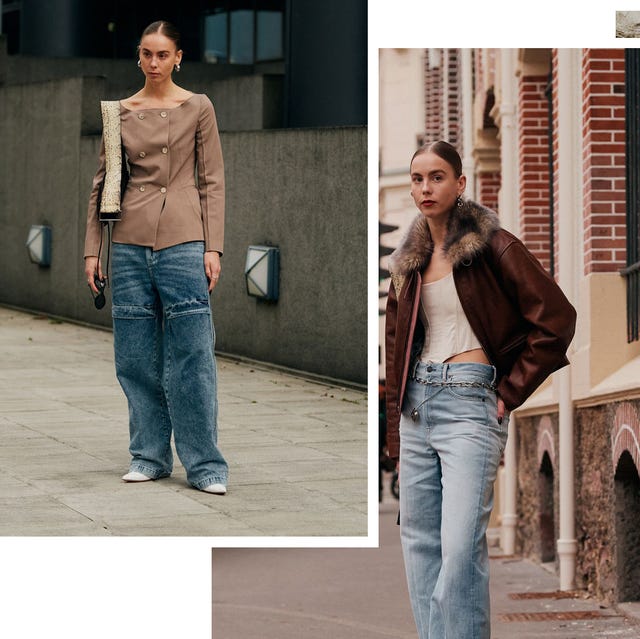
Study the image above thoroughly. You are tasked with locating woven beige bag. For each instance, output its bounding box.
[98,101,126,221]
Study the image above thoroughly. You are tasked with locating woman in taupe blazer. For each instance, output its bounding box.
[83,20,228,494]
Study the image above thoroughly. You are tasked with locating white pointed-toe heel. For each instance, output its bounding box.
[201,483,227,495]
[122,471,153,482]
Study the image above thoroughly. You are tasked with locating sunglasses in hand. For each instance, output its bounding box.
[91,274,107,310]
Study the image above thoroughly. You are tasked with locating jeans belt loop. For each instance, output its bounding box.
[411,359,419,379]
[442,362,448,382]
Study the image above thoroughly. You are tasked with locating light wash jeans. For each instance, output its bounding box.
[399,361,508,639]
[111,241,228,490]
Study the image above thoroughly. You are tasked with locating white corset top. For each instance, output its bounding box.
[418,271,483,363]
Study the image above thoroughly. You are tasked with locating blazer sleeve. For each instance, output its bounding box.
[83,136,106,258]
[196,95,225,254]
[495,240,577,410]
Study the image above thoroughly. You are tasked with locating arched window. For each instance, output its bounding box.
[614,450,640,601]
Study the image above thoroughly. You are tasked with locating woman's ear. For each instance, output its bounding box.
[457,174,467,196]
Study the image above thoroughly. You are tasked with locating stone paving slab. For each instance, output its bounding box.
[0,306,368,537]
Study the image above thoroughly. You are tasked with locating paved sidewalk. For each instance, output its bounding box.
[212,490,640,638]
[491,552,640,638]
[0,306,367,537]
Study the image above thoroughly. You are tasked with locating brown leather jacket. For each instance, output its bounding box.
[384,200,576,460]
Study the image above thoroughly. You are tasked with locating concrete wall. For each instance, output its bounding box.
[5,53,283,132]
[0,77,87,321]
[0,74,366,384]
[217,127,367,382]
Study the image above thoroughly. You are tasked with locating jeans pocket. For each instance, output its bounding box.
[446,384,492,403]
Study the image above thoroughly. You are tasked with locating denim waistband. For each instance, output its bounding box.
[410,360,497,387]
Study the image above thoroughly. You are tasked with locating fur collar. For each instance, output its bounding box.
[388,199,501,276]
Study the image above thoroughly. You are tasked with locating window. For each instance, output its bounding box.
[204,9,228,63]
[203,0,284,65]
[1,1,22,54]
[624,49,640,342]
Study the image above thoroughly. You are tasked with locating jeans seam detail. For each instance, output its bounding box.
[166,307,211,319]
[129,463,168,479]
[472,428,490,638]
[155,317,172,464]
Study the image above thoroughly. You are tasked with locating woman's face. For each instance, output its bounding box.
[138,32,182,83]
[410,151,466,222]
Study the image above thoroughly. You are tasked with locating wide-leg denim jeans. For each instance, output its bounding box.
[399,361,508,639]
[111,241,228,490]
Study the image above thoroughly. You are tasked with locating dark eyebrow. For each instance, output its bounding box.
[141,48,171,54]
[411,169,446,178]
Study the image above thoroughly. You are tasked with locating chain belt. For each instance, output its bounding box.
[409,378,496,421]
[411,377,496,392]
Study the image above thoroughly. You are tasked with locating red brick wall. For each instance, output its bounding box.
[478,171,501,212]
[423,49,462,148]
[550,51,560,277]
[424,50,443,143]
[581,48,626,275]
[445,49,461,147]
[518,73,552,271]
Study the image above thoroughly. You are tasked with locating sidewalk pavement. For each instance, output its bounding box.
[0,306,367,536]
[212,487,640,638]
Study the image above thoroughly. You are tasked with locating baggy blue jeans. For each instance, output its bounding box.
[399,361,508,639]
[111,241,228,490]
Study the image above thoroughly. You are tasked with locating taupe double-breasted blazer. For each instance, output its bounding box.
[84,93,224,257]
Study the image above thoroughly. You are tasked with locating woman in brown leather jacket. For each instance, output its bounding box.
[385,141,575,639]
[83,20,228,495]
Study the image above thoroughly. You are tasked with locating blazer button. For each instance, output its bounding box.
[139,185,145,192]
[160,111,167,118]
[160,187,167,193]
[139,151,146,158]
[138,113,145,120]
[161,147,168,154]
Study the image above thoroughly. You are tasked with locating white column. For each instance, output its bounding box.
[500,415,518,554]
[497,48,519,554]
[460,48,476,200]
[555,47,579,592]
[497,48,519,235]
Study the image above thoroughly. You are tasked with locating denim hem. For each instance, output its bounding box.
[129,463,171,480]
[191,476,228,490]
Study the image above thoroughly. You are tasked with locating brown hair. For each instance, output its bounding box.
[410,140,463,178]
[139,20,181,51]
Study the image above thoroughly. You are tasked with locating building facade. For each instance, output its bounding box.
[1,0,367,128]
[379,48,640,604]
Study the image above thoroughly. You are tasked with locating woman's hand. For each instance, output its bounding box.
[204,251,221,292]
[84,256,104,294]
